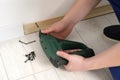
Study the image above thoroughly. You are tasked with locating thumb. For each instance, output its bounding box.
[41,27,54,34]
[57,51,70,60]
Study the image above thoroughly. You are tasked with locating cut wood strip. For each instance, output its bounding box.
[24,5,113,35]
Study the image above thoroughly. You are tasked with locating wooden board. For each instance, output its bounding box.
[24,5,113,35]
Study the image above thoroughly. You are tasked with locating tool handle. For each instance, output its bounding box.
[69,48,95,58]
[59,39,88,50]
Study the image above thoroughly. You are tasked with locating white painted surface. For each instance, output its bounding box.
[0,0,75,25]
[0,23,24,42]
[18,76,35,80]
[0,13,117,80]
[35,68,60,80]
[0,0,109,41]
[0,39,34,80]
[0,0,109,26]
[0,57,8,80]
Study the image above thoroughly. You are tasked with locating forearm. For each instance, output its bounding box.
[63,0,101,24]
[87,42,120,70]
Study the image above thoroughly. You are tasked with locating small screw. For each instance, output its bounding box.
[25,51,36,63]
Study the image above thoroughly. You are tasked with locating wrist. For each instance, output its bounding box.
[62,16,77,27]
[84,57,98,70]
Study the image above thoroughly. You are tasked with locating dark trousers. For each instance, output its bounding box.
[108,0,120,22]
[107,0,120,80]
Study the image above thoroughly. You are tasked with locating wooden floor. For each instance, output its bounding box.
[0,13,119,80]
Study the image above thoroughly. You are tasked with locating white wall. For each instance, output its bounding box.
[0,0,75,41]
[0,0,76,26]
[0,0,109,41]
[0,0,109,26]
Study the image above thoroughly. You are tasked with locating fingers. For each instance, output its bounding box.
[57,51,71,71]
[57,51,70,60]
[41,28,54,34]
[64,65,72,71]
[64,49,82,53]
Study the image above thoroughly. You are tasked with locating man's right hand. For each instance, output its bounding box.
[41,19,76,39]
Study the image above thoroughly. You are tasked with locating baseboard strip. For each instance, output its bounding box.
[24,5,113,35]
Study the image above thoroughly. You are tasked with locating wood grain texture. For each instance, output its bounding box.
[24,5,113,35]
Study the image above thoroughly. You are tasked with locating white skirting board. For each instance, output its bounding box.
[0,23,24,42]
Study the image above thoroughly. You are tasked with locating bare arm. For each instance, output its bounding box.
[87,42,120,70]
[57,43,120,71]
[42,0,101,39]
[63,0,101,24]
[42,0,120,71]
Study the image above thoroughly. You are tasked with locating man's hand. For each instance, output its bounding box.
[41,19,75,39]
[57,51,90,71]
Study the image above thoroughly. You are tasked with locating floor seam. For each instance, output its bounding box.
[0,53,10,80]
